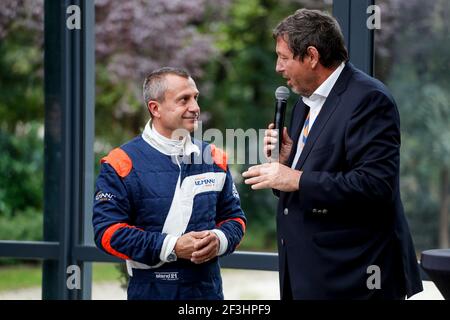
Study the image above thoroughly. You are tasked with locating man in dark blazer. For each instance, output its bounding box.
[242,9,423,299]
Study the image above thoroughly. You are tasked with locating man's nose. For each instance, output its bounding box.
[188,100,200,113]
[275,60,284,73]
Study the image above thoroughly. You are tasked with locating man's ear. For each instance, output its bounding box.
[148,100,160,118]
[306,46,320,69]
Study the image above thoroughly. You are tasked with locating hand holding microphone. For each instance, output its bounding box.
[264,123,293,165]
[264,86,293,164]
[244,86,301,191]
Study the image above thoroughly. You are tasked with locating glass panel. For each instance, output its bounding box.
[375,0,450,252]
[0,1,44,241]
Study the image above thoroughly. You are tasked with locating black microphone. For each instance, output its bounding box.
[272,86,290,154]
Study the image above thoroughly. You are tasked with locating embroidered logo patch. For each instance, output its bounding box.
[154,272,179,281]
[194,176,215,187]
[95,191,116,201]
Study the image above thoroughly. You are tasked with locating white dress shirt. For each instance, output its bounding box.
[291,62,345,168]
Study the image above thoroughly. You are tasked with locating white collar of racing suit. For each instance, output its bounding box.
[141,120,200,157]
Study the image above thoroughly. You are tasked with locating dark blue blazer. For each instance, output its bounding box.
[276,63,423,299]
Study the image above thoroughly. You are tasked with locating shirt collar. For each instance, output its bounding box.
[141,120,200,157]
[302,62,345,110]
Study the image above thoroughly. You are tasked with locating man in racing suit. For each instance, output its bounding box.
[93,67,246,300]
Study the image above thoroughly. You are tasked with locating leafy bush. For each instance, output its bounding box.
[0,207,42,241]
[0,123,44,242]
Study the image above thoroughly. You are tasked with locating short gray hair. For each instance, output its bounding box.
[143,67,191,110]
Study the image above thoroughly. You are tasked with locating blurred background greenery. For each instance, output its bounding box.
[0,0,449,272]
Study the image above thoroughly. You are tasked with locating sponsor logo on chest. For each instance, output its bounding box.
[194,176,215,187]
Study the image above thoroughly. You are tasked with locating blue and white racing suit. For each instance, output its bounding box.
[93,126,246,300]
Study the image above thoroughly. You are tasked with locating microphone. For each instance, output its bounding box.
[272,86,290,154]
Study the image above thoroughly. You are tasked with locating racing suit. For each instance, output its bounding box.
[93,121,246,299]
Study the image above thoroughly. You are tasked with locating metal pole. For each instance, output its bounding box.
[43,0,71,300]
[77,0,95,300]
[43,0,94,299]
[333,0,374,75]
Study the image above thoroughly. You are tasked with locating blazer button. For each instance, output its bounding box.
[312,209,318,213]
[317,209,323,214]
[323,209,328,214]
[283,208,289,215]
[281,238,285,246]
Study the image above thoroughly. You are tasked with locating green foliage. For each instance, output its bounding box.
[0,123,43,218]
[0,3,45,256]
[203,0,298,131]
[239,218,277,252]
[95,64,145,148]
[0,20,44,129]
[0,123,44,243]
[385,0,450,250]
[0,208,42,241]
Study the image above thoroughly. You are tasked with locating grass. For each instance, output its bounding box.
[0,264,42,292]
[0,263,123,292]
[92,263,123,283]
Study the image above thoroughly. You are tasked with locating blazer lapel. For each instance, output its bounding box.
[282,62,354,206]
[294,63,354,171]
[293,94,341,170]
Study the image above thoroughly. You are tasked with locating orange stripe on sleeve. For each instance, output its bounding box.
[211,144,228,172]
[101,148,132,178]
[101,222,139,260]
[216,217,246,233]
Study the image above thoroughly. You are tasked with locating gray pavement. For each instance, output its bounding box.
[0,269,444,300]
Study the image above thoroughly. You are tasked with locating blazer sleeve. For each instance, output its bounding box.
[299,90,400,211]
